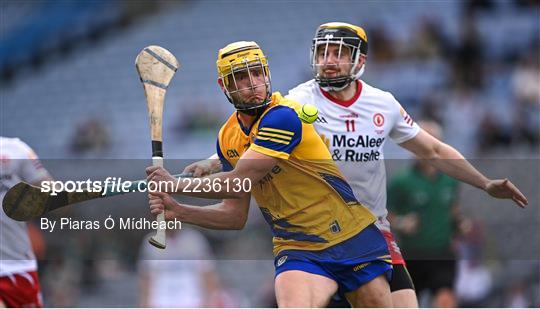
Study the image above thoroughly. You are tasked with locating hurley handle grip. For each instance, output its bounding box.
[148,155,166,249]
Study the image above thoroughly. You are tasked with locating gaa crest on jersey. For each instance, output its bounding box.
[226,149,240,158]
[329,220,342,234]
[373,113,385,134]
[373,113,385,127]
[276,255,288,267]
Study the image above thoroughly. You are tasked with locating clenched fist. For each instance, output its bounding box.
[148,191,184,221]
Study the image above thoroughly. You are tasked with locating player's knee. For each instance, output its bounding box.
[275,271,336,307]
[362,291,391,307]
[275,288,314,308]
[346,275,392,307]
[391,288,418,308]
[277,293,331,308]
[348,293,389,308]
[277,297,310,308]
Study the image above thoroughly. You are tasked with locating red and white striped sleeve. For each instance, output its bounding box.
[388,95,420,144]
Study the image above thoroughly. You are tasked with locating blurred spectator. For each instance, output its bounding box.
[455,259,493,307]
[407,17,448,60]
[515,0,540,8]
[511,47,540,146]
[70,118,110,154]
[465,0,495,14]
[451,14,485,90]
[255,278,278,307]
[442,87,485,156]
[512,49,540,106]
[388,121,460,308]
[41,257,82,307]
[478,113,513,153]
[419,92,445,124]
[504,281,530,308]
[368,26,396,63]
[138,228,231,307]
[174,103,222,135]
[454,219,493,307]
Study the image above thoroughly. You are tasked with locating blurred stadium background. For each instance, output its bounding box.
[1,0,539,307]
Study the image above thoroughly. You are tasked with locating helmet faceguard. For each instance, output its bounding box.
[217,41,272,116]
[311,22,368,91]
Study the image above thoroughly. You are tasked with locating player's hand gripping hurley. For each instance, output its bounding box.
[135,45,179,249]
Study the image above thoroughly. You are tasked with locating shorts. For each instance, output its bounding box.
[0,271,42,308]
[274,224,392,295]
[406,258,456,293]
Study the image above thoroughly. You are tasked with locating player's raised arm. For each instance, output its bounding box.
[146,149,279,199]
[399,121,528,208]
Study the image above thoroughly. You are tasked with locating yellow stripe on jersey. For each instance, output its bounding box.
[250,143,290,159]
[256,136,290,145]
[257,131,293,141]
[259,127,295,136]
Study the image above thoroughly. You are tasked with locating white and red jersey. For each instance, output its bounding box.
[286,79,420,232]
[0,137,50,276]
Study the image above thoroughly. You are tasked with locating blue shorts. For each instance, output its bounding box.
[274,224,392,295]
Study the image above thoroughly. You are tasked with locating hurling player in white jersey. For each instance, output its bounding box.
[0,137,53,307]
[284,22,528,307]
[181,22,528,308]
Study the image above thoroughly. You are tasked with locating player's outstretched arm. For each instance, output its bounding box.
[400,129,528,208]
[146,149,278,199]
[182,153,221,177]
[148,191,251,230]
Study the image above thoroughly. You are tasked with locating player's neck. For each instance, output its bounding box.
[327,81,358,102]
[237,112,256,128]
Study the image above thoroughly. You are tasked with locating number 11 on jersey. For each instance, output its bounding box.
[345,119,356,132]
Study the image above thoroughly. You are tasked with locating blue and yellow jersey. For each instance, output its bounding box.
[217,92,376,255]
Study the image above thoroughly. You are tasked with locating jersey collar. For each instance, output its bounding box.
[236,93,280,136]
[319,80,362,108]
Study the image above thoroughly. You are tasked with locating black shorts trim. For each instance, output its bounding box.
[390,264,415,292]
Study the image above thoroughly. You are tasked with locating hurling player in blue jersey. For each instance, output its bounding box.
[146,41,394,307]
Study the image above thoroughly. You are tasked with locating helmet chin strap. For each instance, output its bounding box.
[319,78,351,92]
[231,92,272,116]
[235,101,269,116]
[318,62,366,92]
